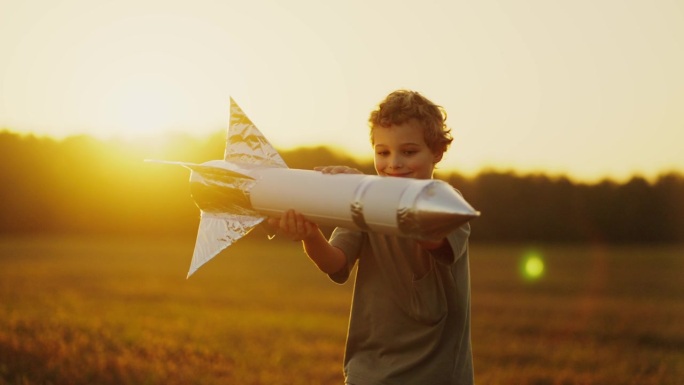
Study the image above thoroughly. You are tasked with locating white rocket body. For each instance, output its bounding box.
[190,165,478,240]
[250,168,375,227]
[150,98,480,277]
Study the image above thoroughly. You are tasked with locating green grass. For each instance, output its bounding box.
[1,236,682,384]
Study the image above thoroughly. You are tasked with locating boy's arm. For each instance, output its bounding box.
[267,165,360,274]
[302,227,347,275]
[421,223,471,265]
[269,209,347,275]
[418,238,447,251]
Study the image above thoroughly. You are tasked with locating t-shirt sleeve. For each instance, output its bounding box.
[429,222,470,266]
[328,227,364,284]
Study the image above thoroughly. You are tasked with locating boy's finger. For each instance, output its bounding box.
[280,210,291,229]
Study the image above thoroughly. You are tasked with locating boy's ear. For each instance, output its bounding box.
[433,152,443,164]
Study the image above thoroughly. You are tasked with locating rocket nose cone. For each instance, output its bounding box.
[398,180,480,240]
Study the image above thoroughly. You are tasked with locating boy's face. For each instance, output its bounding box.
[372,121,440,180]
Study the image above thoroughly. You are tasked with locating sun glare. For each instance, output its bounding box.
[94,73,185,139]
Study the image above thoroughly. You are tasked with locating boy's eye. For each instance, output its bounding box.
[376,151,389,156]
[403,150,417,156]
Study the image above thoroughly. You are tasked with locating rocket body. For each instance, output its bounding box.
[252,168,400,231]
[190,164,478,241]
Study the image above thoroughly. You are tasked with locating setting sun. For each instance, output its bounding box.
[95,72,186,138]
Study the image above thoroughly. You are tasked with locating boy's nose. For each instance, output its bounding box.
[388,156,402,169]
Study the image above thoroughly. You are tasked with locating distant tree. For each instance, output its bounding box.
[652,172,684,241]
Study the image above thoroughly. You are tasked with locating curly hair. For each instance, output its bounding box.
[368,90,453,156]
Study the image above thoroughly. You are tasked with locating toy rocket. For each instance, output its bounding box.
[151,99,480,277]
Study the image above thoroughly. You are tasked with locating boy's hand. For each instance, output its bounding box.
[268,209,319,241]
[417,238,446,250]
[314,165,363,175]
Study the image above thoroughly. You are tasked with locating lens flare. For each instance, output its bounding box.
[521,250,545,281]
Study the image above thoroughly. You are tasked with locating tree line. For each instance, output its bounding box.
[1,130,682,243]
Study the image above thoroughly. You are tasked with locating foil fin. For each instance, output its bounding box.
[184,99,287,277]
[187,212,265,278]
[225,98,288,168]
[155,97,291,277]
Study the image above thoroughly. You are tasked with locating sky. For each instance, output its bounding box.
[1,0,683,182]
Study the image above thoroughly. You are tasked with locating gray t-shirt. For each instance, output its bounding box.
[329,224,473,385]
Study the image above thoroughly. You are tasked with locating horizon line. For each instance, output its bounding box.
[1,127,681,185]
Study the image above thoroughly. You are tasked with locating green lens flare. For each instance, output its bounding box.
[521,250,545,281]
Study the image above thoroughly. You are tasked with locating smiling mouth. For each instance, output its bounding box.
[385,172,412,177]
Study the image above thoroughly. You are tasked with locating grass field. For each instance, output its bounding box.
[0,235,682,384]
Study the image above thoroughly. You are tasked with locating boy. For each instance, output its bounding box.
[271,90,474,384]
